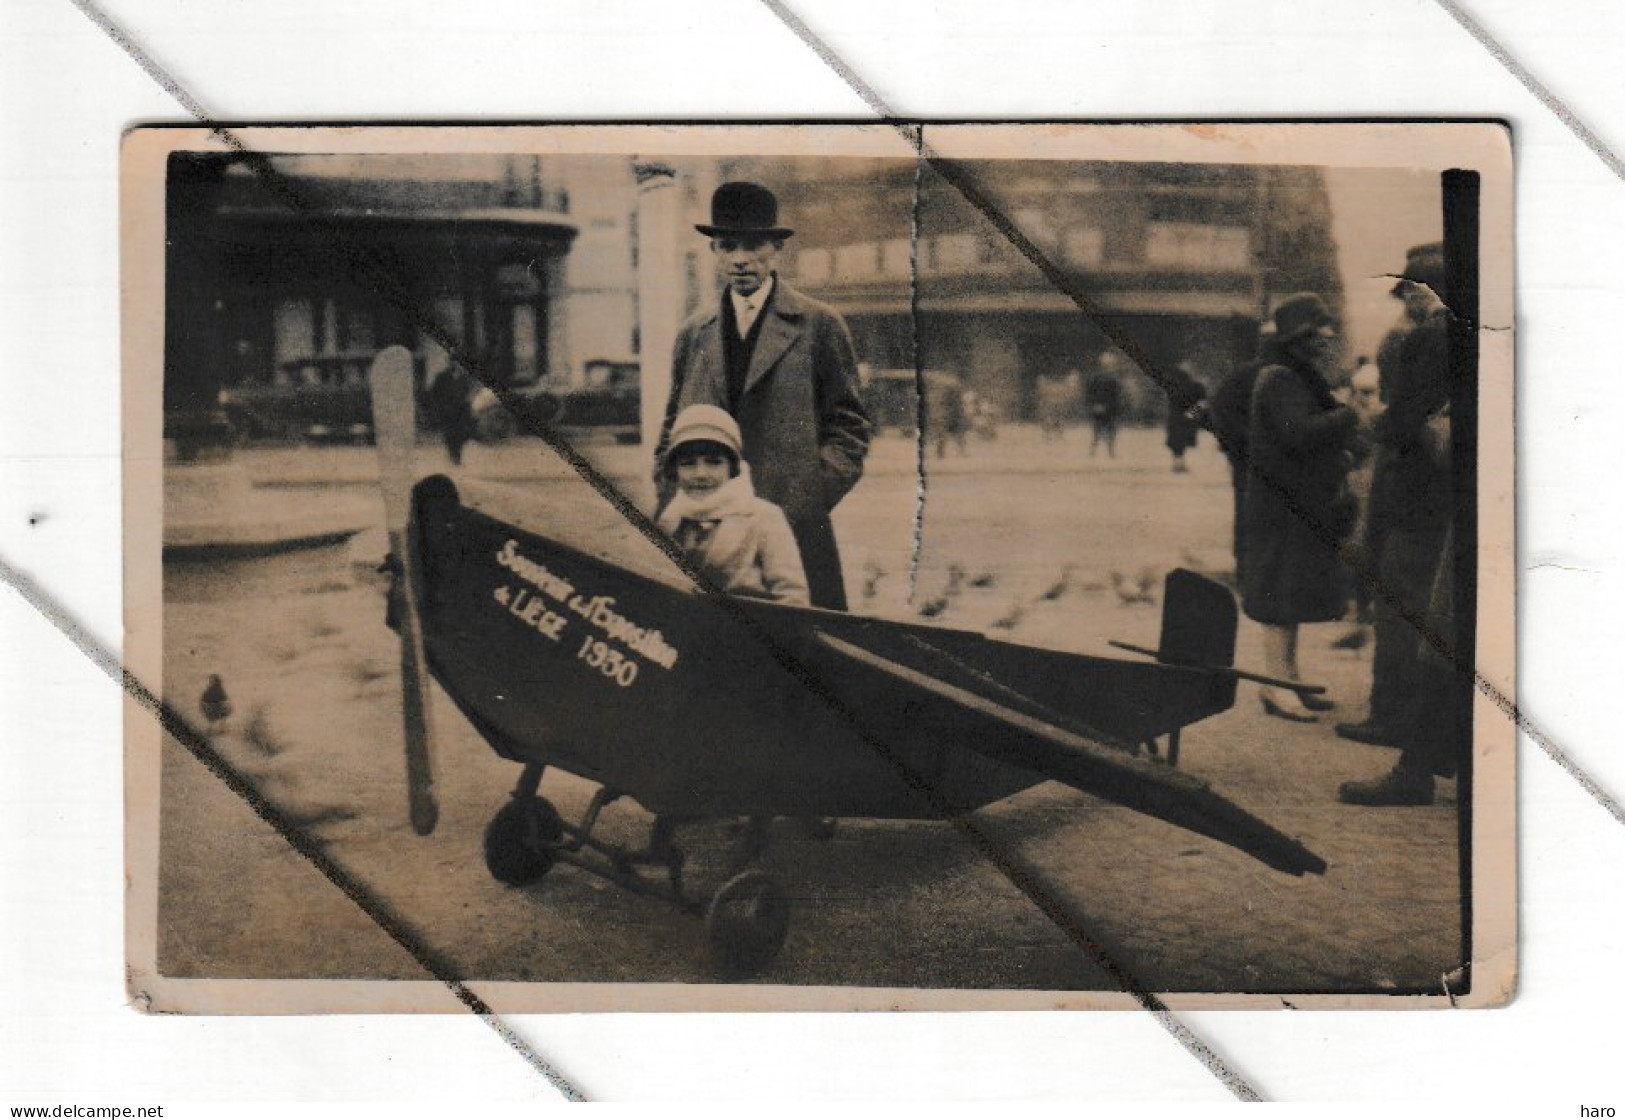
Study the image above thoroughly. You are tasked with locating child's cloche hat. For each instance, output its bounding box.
[664,404,743,471]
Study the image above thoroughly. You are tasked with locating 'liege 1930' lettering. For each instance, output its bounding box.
[578,635,639,687]
[493,584,568,642]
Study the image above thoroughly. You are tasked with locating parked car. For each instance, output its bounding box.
[218,353,377,443]
[861,368,963,439]
[556,359,640,442]
[475,359,641,444]
[862,368,921,436]
[467,379,560,443]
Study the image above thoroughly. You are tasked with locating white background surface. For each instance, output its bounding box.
[2,0,1623,1108]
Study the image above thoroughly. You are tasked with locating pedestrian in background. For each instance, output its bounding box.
[1084,350,1126,458]
[1238,293,1359,722]
[1164,359,1207,473]
[423,361,475,466]
[1340,404,1459,805]
[1208,325,1273,581]
[1336,243,1452,747]
[1035,368,1078,442]
[1329,356,1383,650]
[926,374,969,459]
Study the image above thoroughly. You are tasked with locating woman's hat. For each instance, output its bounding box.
[664,404,743,468]
[695,181,794,239]
[1272,292,1337,342]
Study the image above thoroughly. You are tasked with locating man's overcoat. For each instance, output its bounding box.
[656,280,871,607]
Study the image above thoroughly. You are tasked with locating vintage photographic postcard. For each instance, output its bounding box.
[123,122,1513,1012]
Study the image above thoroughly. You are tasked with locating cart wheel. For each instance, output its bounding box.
[705,870,790,975]
[483,797,563,887]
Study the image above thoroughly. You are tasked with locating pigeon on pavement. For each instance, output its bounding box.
[200,674,232,727]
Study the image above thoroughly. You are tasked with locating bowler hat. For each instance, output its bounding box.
[1391,241,1446,296]
[696,181,794,239]
[1272,292,1337,342]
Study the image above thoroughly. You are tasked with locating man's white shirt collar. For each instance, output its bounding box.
[730,273,774,336]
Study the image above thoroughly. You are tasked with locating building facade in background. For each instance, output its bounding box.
[164,153,578,437]
[731,157,1341,422]
[165,152,1341,437]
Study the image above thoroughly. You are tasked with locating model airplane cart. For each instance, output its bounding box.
[369,347,1326,975]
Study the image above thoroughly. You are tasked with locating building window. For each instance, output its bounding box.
[1144,222,1252,269]
[881,237,912,278]
[494,262,542,301]
[1011,208,1057,248]
[339,304,375,353]
[796,247,832,285]
[420,297,464,390]
[834,241,881,281]
[272,298,315,380]
[1061,226,1104,267]
[928,233,979,274]
[510,304,541,385]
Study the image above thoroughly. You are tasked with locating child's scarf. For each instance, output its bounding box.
[662,465,756,551]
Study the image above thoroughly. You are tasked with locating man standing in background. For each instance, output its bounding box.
[655,181,872,609]
[1336,242,1453,748]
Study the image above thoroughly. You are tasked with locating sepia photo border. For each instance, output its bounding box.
[123,121,1515,1013]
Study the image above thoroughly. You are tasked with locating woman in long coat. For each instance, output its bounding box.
[1240,293,1358,721]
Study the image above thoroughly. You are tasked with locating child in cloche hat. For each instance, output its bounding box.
[657,405,809,606]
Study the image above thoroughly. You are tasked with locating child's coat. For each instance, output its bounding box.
[657,467,810,606]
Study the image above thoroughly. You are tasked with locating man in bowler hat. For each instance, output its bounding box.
[655,181,872,609]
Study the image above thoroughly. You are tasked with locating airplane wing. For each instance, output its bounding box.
[814,630,1327,877]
